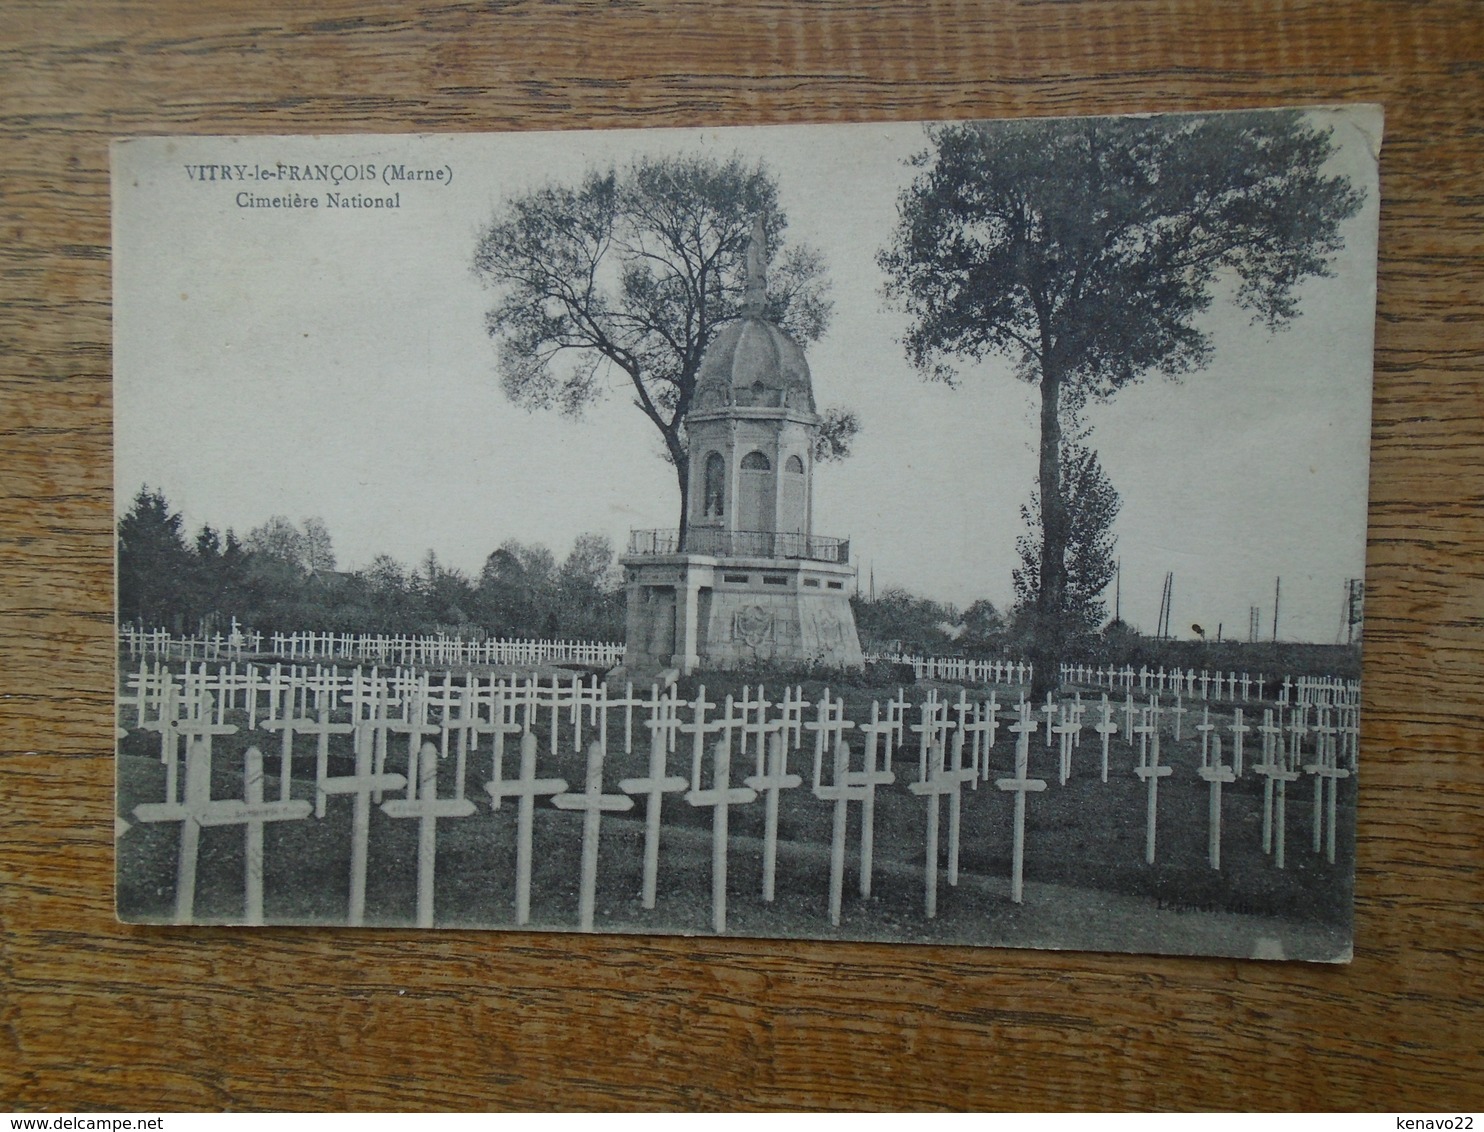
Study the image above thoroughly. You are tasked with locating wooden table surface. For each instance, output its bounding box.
[2,0,1481,1112]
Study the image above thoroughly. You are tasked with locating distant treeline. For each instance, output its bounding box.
[117,487,624,641]
[850,586,1360,681]
[119,486,1359,681]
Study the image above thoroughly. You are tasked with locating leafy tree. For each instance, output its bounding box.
[245,515,309,575]
[302,516,337,573]
[880,109,1363,690]
[414,549,475,631]
[477,540,558,637]
[814,407,861,463]
[1012,444,1120,638]
[958,598,1009,656]
[361,554,412,626]
[117,486,194,630]
[191,523,251,630]
[473,154,836,535]
[851,585,960,655]
[556,533,624,640]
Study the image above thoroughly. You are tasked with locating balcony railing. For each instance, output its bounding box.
[627,528,850,564]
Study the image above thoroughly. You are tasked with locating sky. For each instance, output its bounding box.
[113,107,1381,643]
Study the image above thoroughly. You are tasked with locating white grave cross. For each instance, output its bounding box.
[1093,695,1119,783]
[381,741,477,927]
[1134,723,1172,865]
[620,724,689,910]
[685,731,757,934]
[1303,714,1350,864]
[1196,734,1236,869]
[1228,708,1250,777]
[995,709,1047,904]
[745,731,803,904]
[552,740,634,932]
[486,730,569,925]
[199,745,313,925]
[323,721,409,925]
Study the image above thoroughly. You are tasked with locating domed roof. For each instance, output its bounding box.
[693,315,815,412]
[689,215,816,415]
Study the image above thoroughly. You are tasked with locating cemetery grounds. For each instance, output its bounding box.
[115,655,1356,962]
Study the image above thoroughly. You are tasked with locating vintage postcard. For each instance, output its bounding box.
[113,107,1380,960]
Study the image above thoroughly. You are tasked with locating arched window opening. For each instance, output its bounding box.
[741,450,771,471]
[785,454,804,474]
[703,452,725,519]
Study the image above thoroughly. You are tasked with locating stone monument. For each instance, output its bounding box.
[620,218,864,676]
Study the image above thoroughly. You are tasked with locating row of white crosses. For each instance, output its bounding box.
[123,667,1357,929]
[1063,664,1275,702]
[131,693,313,925]
[120,627,625,668]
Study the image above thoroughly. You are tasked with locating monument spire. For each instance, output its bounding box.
[742,213,767,317]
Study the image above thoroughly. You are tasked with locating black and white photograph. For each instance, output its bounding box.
[112,106,1380,961]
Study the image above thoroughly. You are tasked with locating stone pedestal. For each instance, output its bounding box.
[621,551,863,676]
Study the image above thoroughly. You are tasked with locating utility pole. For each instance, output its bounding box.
[1156,571,1174,640]
[1272,577,1282,643]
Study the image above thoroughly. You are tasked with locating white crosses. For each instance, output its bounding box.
[806,691,855,789]
[685,731,757,934]
[1272,715,1307,869]
[320,722,408,926]
[746,732,802,904]
[289,706,356,818]
[1093,695,1119,783]
[1039,691,1059,748]
[1195,706,1216,767]
[677,685,722,792]
[1168,694,1187,743]
[816,738,856,926]
[1053,704,1080,786]
[811,733,896,925]
[355,680,401,805]
[133,728,316,925]
[1304,710,1351,864]
[1228,708,1250,777]
[620,720,689,911]
[995,706,1047,904]
[908,733,974,918]
[908,691,947,781]
[645,682,686,762]
[1252,709,1289,858]
[1197,735,1236,869]
[736,684,776,778]
[215,745,313,924]
[1120,692,1138,745]
[1134,717,1172,865]
[486,730,569,926]
[552,740,634,932]
[131,727,214,924]
[851,707,898,900]
[387,691,443,802]
[381,741,477,927]
[959,694,999,782]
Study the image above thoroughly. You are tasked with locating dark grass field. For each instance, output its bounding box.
[115,665,1354,960]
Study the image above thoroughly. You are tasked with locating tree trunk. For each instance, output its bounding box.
[1032,363,1066,700]
[672,440,690,553]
